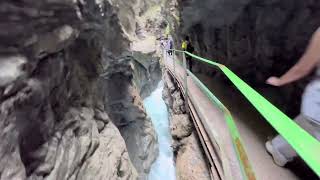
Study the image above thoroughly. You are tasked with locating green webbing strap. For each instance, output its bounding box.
[181,50,320,177]
[188,70,256,180]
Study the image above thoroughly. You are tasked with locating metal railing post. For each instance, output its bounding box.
[173,50,176,74]
[165,49,168,65]
[182,52,189,113]
[161,47,164,65]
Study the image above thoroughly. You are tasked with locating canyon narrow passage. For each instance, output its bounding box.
[2,0,320,179]
[143,82,176,180]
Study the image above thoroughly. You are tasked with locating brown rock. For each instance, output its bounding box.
[171,114,193,140]
[176,134,211,180]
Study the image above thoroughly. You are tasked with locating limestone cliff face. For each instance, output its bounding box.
[0,0,159,179]
[167,0,320,115]
[108,0,161,39]
[132,51,162,99]
[100,53,160,179]
[99,1,163,178]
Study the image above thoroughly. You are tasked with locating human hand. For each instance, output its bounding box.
[266,77,282,86]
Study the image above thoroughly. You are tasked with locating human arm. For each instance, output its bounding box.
[267,28,320,86]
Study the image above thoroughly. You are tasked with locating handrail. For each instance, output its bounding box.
[169,49,320,177]
[165,50,255,180]
[188,70,255,180]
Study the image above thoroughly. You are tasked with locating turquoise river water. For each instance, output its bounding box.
[143,81,176,180]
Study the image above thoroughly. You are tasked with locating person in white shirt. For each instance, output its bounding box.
[265,28,320,167]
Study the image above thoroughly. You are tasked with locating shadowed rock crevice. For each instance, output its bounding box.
[101,54,160,179]
[0,0,162,179]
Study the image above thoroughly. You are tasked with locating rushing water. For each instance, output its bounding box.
[143,81,176,180]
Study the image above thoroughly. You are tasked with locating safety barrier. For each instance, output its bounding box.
[165,49,320,178]
[164,50,255,180]
[188,70,255,180]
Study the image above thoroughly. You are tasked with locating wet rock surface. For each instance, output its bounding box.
[132,51,162,99]
[0,0,162,179]
[101,63,159,179]
[162,71,210,180]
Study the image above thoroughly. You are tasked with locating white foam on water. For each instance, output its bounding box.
[143,81,176,180]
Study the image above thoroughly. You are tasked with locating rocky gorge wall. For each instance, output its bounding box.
[108,0,162,39]
[162,72,211,180]
[0,0,162,179]
[100,51,161,179]
[166,0,320,116]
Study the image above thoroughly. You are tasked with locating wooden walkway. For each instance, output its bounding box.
[163,53,299,180]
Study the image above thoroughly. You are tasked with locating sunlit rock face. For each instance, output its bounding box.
[0,0,160,179]
[108,0,161,38]
[169,0,320,115]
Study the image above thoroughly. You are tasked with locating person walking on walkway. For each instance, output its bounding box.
[182,36,194,72]
[160,38,165,49]
[167,36,174,56]
[265,28,320,167]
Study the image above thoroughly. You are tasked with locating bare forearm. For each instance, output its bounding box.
[278,30,320,85]
[267,28,320,87]
[277,61,310,86]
